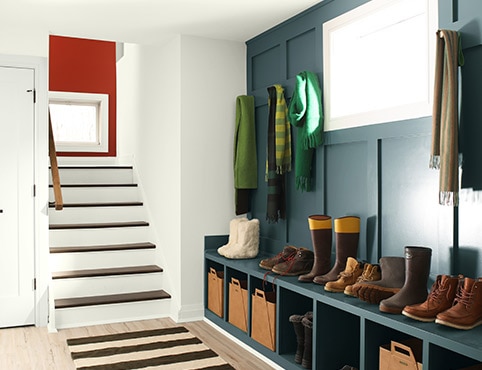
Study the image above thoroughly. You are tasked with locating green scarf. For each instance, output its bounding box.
[288,71,324,191]
[234,95,257,214]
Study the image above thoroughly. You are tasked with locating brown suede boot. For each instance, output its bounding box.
[344,263,381,297]
[351,256,405,304]
[259,245,297,270]
[313,216,360,285]
[301,312,313,369]
[402,274,462,322]
[379,246,432,314]
[435,277,482,330]
[325,257,364,293]
[289,314,305,364]
[299,215,332,283]
[272,248,314,276]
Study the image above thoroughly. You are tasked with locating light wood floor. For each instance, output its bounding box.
[0,318,275,370]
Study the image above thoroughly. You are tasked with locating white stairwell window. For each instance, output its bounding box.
[49,91,109,153]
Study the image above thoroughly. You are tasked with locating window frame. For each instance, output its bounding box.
[48,91,109,153]
[322,0,438,131]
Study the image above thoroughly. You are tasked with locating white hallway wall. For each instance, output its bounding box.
[118,35,246,321]
[0,28,245,325]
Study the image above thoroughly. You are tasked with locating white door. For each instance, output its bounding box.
[0,66,36,328]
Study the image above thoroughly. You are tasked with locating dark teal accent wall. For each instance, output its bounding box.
[246,0,482,278]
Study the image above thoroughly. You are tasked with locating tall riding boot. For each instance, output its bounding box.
[299,215,332,282]
[301,312,313,369]
[379,246,432,314]
[313,216,360,285]
[289,314,305,364]
[351,256,405,304]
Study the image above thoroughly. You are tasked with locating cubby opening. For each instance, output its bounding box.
[277,287,314,367]
[316,300,360,369]
[429,342,482,370]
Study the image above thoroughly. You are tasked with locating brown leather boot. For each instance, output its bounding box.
[402,274,462,322]
[435,277,482,330]
[379,246,432,314]
[313,216,360,285]
[259,245,297,270]
[344,262,381,297]
[299,215,332,283]
[272,248,314,276]
[351,256,405,304]
[325,257,364,293]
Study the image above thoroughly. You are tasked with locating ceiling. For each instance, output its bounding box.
[1,0,322,44]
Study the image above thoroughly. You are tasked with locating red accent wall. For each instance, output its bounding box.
[49,35,117,156]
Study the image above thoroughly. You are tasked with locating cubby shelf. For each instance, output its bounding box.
[204,235,482,370]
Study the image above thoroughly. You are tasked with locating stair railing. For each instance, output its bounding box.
[49,111,63,210]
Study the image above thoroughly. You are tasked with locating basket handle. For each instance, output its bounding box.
[209,267,216,275]
[390,341,418,369]
[254,288,266,299]
[231,277,241,287]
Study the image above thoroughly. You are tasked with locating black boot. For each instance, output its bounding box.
[302,312,313,369]
[289,314,304,364]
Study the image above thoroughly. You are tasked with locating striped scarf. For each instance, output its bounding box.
[266,85,291,223]
[430,30,464,206]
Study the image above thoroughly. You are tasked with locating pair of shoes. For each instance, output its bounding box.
[298,215,361,286]
[217,218,260,259]
[259,246,314,276]
[402,274,462,322]
[344,262,381,296]
[289,312,313,369]
[324,257,365,293]
[350,246,433,315]
[404,275,482,330]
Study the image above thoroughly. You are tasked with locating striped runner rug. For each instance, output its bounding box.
[66,326,235,370]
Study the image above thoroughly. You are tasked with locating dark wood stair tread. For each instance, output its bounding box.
[55,290,171,309]
[49,183,138,188]
[50,242,155,254]
[54,165,133,170]
[52,265,163,279]
[49,201,143,208]
[49,221,149,230]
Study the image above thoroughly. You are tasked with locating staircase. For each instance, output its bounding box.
[49,162,171,329]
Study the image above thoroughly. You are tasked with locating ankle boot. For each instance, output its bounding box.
[289,314,305,364]
[435,277,482,330]
[325,257,364,293]
[344,263,381,297]
[299,215,332,282]
[223,219,259,259]
[217,217,247,256]
[379,246,432,314]
[351,257,405,304]
[402,274,462,322]
[301,312,313,369]
[259,245,297,270]
[313,216,360,285]
[272,248,314,276]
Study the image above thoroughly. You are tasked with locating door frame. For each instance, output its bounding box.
[0,54,49,328]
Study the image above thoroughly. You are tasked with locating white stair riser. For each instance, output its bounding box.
[50,226,151,246]
[49,206,146,224]
[55,299,171,329]
[50,168,134,185]
[49,186,140,203]
[50,250,156,271]
[52,273,164,299]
